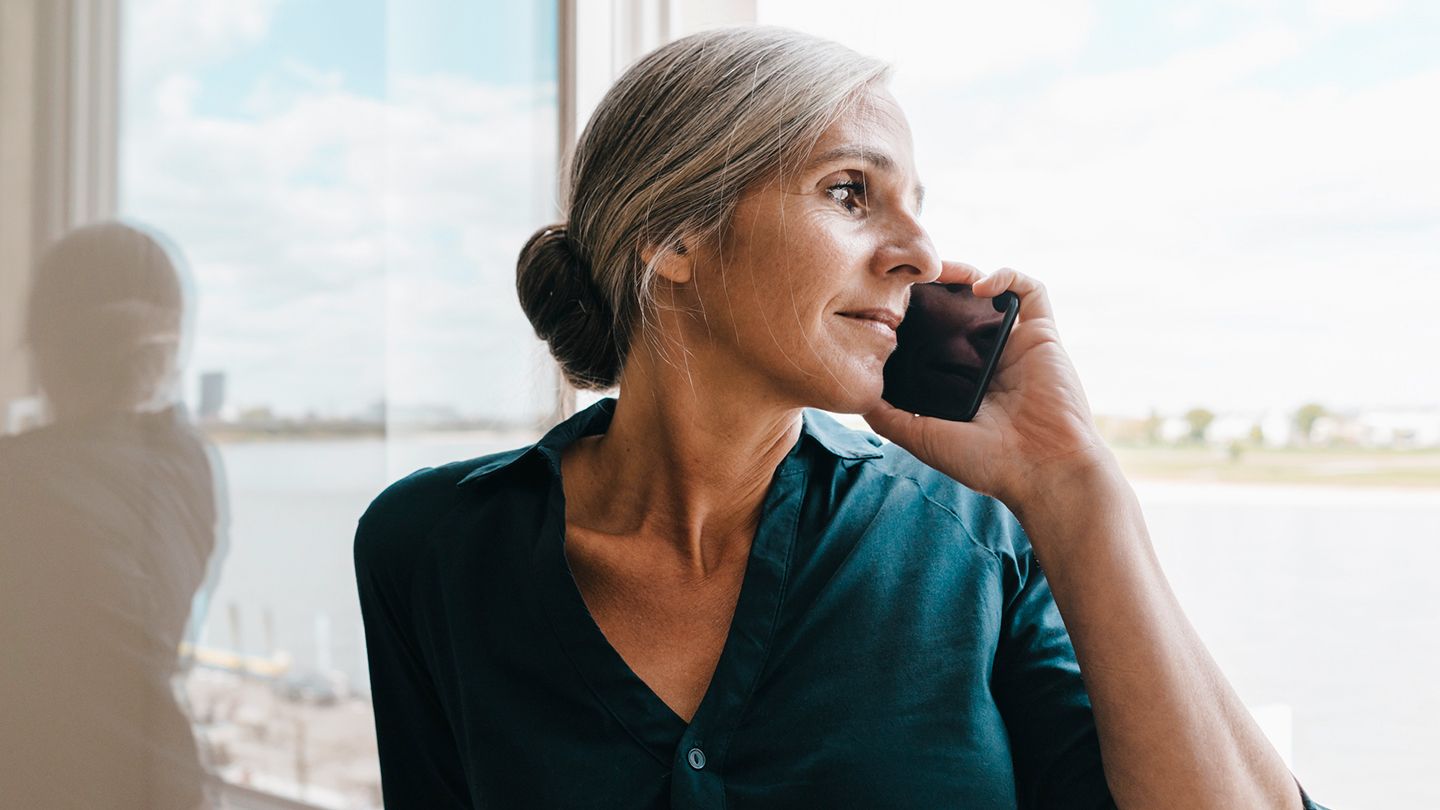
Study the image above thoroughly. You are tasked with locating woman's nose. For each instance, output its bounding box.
[878,217,942,284]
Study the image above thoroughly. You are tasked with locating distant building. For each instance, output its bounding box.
[359,399,386,425]
[1354,408,1440,448]
[1258,408,1295,448]
[1206,413,1258,445]
[1159,416,1193,444]
[198,371,226,421]
[1310,414,1365,446]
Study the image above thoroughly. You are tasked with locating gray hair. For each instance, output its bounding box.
[516,24,891,391]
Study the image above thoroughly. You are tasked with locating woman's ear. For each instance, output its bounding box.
[643,237,695,285]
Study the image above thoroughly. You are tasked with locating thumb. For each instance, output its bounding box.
[861,397,918,442]
[861,397,977,462]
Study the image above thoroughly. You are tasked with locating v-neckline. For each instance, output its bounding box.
[530,407,811,767]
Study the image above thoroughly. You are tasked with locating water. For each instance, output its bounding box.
[205,439,1439,808]
[198,435,511,676]
[1134,480,1440,809]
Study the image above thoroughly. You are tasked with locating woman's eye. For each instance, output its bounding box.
[826,180,866,213]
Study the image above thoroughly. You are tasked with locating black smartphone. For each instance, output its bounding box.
[881,282,1020,422]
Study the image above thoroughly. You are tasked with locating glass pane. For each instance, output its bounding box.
[756,3,1440,807]
[76,1,559,806]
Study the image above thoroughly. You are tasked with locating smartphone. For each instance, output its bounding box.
[881,282,1020,422]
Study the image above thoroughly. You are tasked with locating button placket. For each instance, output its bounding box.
[669,460,808,808]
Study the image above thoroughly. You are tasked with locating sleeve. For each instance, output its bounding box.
[990,541,1117,810]
[354,474,474,810]
[989,522,1334,810]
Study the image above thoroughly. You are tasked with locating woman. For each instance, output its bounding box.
[355,25,1329,809]
[1,220,225,809]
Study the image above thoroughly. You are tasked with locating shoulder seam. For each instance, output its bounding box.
[865,463,1004,565]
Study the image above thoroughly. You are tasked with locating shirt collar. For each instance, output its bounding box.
[456,395,883,487]
[802,404,887,460]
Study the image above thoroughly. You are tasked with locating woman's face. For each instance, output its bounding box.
[659,84,941,415]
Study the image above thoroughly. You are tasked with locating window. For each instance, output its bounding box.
[757,2,1440,806]
[116,1,558,804]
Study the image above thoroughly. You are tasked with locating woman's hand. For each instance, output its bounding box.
[862,261,1116,509]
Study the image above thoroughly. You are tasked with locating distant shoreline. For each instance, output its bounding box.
[202,427,1440,489]
[1110,444,1440,489]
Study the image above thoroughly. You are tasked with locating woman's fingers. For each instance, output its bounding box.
[972,266,1055,325]
[935,262,1051,326]
[935,260,984,285]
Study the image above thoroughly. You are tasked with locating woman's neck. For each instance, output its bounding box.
[562,357,803,578]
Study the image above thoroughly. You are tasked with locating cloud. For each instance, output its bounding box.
[122,62,559,420]
[124,3,1439,419]
[757,0,1096,84]
[124,0,284,84]
[1309,0,1406,24]
[759,2,1440,414]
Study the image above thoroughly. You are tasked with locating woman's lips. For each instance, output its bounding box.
[838,308,903,329]
[838,312,898,343]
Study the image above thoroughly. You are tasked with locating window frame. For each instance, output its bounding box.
[0,0,119,423]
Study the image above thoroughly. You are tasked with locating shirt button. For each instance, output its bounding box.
[687,747,706,770]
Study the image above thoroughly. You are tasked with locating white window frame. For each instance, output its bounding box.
[0,0,118,428]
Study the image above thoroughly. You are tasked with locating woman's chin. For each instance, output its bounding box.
[818,367,887,414]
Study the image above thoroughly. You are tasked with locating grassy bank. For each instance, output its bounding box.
[1108,443,1440,489]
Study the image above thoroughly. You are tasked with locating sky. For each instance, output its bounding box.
[119,0,1439,421]
[120,0,559,422]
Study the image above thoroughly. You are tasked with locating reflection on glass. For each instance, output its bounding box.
[101,0,559,806]
[882,282,1010,420]
[0,220,228,809]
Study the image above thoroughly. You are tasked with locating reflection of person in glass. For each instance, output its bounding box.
[882,282,1008,418]
[0,221,226,809]
[356,26,1330,810]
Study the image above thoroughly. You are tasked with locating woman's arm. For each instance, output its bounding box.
[1009,452,1306,810]
[864,261,1323,809]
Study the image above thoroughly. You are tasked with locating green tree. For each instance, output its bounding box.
[1294,403,1327,444]
[1144,408,1163,445]
[1184,407,1215,443]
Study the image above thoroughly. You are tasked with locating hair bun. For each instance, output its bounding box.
[515,222,623,390]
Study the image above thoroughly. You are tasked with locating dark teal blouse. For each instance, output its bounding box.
[354,396,1328,809]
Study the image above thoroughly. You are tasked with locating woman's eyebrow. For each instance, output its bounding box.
[807,144,926,214]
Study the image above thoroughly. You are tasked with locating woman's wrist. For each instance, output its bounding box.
[1004,444,1125,513]
[1005,448,1146,565]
